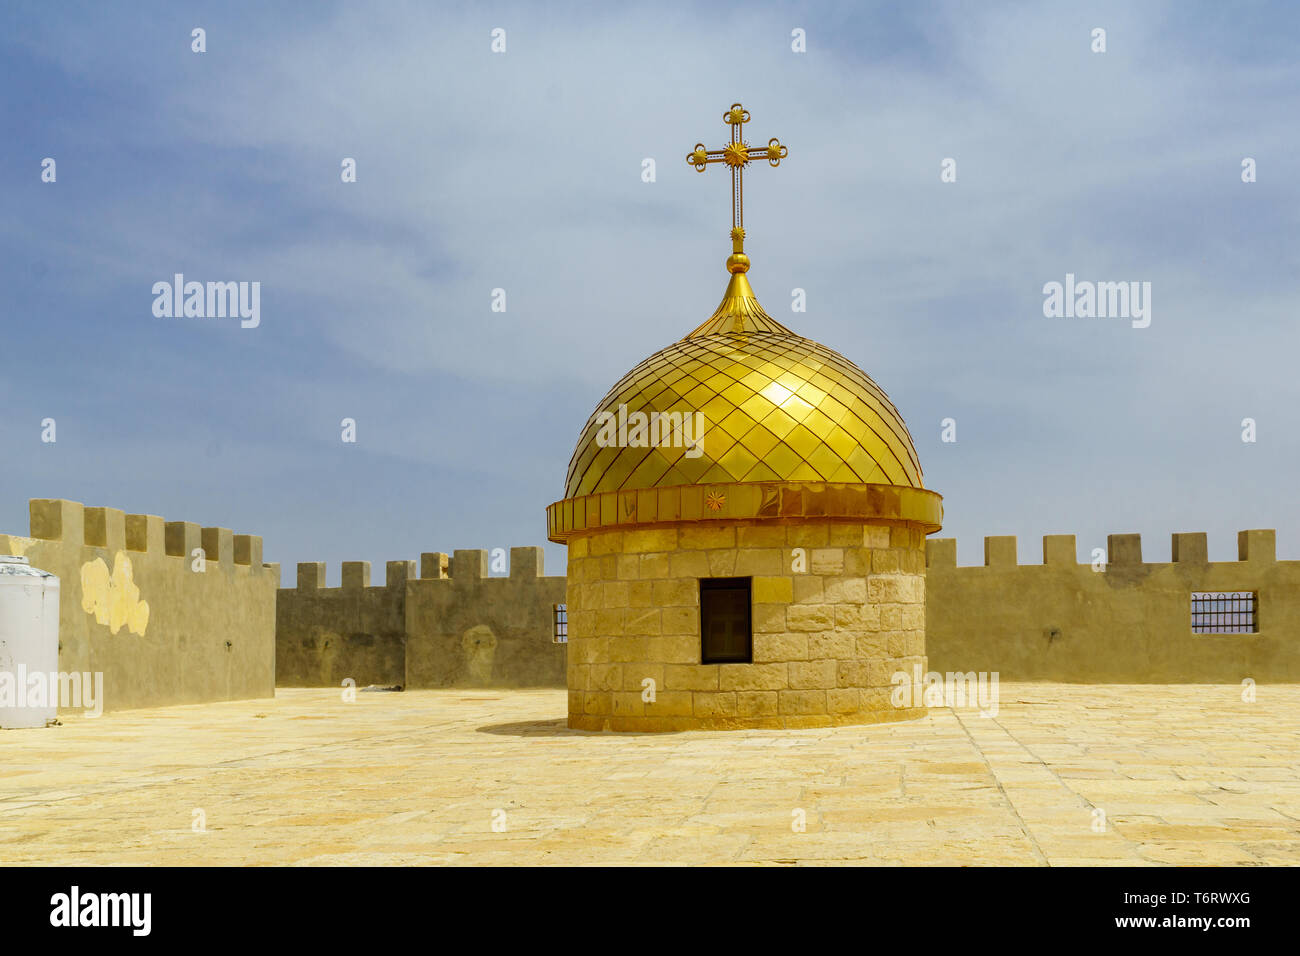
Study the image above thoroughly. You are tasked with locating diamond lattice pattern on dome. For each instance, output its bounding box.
[564,332,924,499]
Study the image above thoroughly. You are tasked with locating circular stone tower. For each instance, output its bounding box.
[546,104,942,731]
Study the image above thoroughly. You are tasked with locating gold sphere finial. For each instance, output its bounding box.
[727,227,748,273]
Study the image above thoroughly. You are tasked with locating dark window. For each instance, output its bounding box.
[700,577,752,663]
[553,603,568,643]
[1191,592,1257,634]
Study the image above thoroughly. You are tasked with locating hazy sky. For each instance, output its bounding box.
[2,1,1297,581]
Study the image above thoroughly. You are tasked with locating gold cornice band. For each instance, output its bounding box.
[547,481,943,542]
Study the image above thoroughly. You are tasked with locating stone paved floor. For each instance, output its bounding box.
[1,684,1298,866]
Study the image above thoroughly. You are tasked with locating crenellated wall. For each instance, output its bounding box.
[275,559,413,687]
[1,499,277,712]
[276,547,567,689]
[406,548,567,688]
[925,529,1300,682]
[16,494,1291,710]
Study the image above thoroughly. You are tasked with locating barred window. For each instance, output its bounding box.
[552,603,568,643]
[1191,592,1257,634]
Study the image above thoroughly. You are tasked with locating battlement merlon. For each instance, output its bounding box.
[440,547,550,582]
[287,554,535,590]
[926,530,1283,568]
[1239,529,1276,563]
[1172,532,1208,563]
[510,546,544,578]
[234,534,263,567]
[925,538,956,568]
[200,527,234,567]
[126,514,164,552]
[1043,534,1077,566]
[27,499,262,571]
[1107,533,1142,566]
[421,552,450,579]
[387,560,416,588]
[30,498,85,543]
[166,521,200,558]
[452,549,489,585]
[279,544,687,589]
[342,561,371,589]
[984,536,1017,567]
[297,561,326,589]
[84,506,126,551]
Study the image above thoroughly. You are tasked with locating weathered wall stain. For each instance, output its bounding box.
[80,552,150,636]
[461,624,497,685]
[4,536,36,557]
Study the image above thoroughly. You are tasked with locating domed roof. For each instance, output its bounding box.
[547,99,940,543]
[562,272,925,500]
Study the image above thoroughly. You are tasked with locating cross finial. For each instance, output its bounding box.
[686,102,788,275]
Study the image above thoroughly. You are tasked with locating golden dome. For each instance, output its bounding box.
[546,101,940,543]
[562,272,925,501]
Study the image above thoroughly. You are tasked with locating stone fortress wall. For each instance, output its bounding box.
[277,528,1300,693]
[276,547,567,690]
[925,529,1300,682]
[0,498,276,712]
[9,494,1294,714]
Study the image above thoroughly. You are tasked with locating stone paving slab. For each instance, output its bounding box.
[1,684,1297,866]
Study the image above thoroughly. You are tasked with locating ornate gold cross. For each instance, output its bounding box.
[687,102,788,267]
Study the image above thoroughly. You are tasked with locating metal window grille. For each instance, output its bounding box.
[553,603,568,643]
[1190,592,1256,634]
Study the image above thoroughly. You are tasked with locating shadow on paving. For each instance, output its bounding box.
[476,718,685,737]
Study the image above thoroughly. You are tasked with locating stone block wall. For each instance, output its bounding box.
[0,498,276,712]
[405,548,567,687]
[275,560,410,687]
[277,547,567,689]
[565,519,928,731]
[926,530,1300,682]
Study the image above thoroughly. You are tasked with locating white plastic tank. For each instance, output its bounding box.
[0,555,61,729]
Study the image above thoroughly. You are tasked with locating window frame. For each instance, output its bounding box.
[699,576,753,664]
[552,603,568,643]
[1190,591,1257,635]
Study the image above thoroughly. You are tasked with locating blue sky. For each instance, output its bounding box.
[2,0,1298,581]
